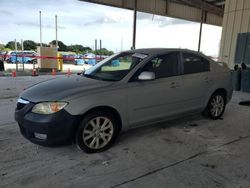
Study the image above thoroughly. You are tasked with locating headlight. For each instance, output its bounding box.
[31,102,68,114]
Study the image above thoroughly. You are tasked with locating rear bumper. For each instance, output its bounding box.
[15,102,79,146]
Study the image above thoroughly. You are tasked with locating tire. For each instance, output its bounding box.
[76,111,119,153]
[203,91,226,120]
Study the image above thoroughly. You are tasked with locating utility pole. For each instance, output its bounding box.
[39,11,42,47]
[99,40,102,61]
[14,39,18,72]
[21,39,24,71]
[95,39,97,62]
[99,39,102,50]
[55,14,58,49]
[121,37,123,52]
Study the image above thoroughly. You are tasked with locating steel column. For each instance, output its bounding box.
[132,0,137,50]
[198,10,204,52]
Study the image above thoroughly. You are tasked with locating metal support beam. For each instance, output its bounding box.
[165,0,169,14]
[132,0,137,50]
[177,0,223,16]
[198,10,204,52]
[122,0,125,8]
[79,0,223,26]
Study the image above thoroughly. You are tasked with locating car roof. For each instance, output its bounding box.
[123,48,205,55]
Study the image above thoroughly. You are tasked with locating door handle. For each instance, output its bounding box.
[170,82,177,88]
[204,77,212,83]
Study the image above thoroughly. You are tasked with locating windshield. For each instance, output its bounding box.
[84,52,147,81]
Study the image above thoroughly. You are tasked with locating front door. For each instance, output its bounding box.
[127,52,183,126]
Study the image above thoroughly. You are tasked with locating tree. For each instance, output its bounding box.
[67,44,93,54]
[5,41,21,50]
[95,48,114,56]
[23,40,37,50]
[67,44,85,53]
[50,40,67,51]
[82,47,92,52]
[0,44,4,51]
[41,43,49,47]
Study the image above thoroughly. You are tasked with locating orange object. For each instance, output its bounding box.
[52,69,56,76]
[50,103,59,112]
[67,68,71,77]
[32,69,37,76]
[12,71,16,77]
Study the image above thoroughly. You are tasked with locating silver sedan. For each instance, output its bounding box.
[15,48,233,153]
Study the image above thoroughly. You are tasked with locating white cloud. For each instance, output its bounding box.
[0,0,222,56]
[0,39,5,45]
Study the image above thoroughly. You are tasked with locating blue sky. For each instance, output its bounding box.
[0,0,222,56]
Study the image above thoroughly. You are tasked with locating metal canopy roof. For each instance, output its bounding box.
[173,0,225,16]
[79,0,225,26]
[205,0,225,8]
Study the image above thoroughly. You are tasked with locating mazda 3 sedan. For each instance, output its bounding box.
[15,48,233,153]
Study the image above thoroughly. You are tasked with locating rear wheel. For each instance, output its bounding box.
[204,91,226,120]
[76,111,119,153]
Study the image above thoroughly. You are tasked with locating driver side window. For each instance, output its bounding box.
[142,53,179,79]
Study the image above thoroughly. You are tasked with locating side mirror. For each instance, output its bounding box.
[77,69,85,76]
[76,68,86,76]
[77,72,82,76]
[138,71,155,81]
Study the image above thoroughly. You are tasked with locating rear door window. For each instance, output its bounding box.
[182,53,210,74]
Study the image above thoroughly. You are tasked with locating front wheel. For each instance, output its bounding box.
[204,92,226,120]
[76,111,119,153]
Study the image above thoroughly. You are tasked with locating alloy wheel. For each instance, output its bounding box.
[82,116,114,149]
[210,95,225,117]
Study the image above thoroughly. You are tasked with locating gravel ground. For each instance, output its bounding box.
[0,75,250,188]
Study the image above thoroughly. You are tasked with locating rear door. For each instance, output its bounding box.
[179,52,212,111]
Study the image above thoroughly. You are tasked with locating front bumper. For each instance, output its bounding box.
[15,101,79,146]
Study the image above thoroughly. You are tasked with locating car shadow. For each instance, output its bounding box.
[117,113,205,145]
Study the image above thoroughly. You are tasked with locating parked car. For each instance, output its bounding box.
[0,51,4,71]
[8,51,37,64]
[4,51,13,62]
[74,54,85,65]
[15,48,233,153]
[0,51,5,60]
[83,53,96,65]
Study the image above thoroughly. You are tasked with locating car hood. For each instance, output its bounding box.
[20,75,114,103]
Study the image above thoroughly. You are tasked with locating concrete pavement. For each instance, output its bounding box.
[0,75,250,188]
